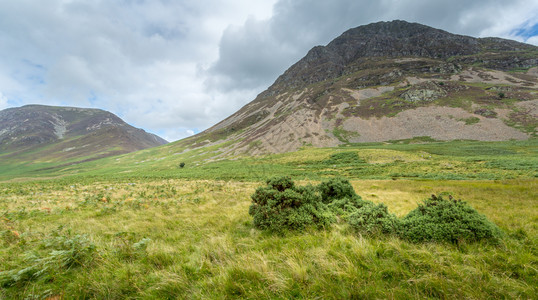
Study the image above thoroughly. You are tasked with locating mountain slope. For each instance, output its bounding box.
[179,20,537,155]
[0,105,167,167]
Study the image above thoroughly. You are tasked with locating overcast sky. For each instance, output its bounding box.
[1,0,537,141]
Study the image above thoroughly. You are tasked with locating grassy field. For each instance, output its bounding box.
[1,139,536,181]
[1,140,537,298]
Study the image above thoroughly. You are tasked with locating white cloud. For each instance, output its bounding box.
[0,0,536,141]
[526,36,538,46]
[0,92,8,110]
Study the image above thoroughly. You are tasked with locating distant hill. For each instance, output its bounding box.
[0,104,167,167]
[176,20,537,155]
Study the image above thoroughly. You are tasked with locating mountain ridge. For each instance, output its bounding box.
[0,104,167,165]
[271,20,536,91]
[182,20,537,156]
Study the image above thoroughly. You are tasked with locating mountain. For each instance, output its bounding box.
[178,20,537,155]
[0,104,167,167]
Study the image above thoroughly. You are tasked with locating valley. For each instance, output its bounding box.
[1,20,537,299]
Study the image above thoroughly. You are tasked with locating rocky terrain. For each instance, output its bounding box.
[178,20,537,155]
[0,105,167,164]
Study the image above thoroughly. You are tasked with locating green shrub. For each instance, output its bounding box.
[318,177,357,203]
[399,194,502,244]
[249,177,334,232]
[347,202,400,235]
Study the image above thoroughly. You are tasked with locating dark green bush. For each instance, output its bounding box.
[399,194,502,244]
[248,177,334,232]
[318,177,357,203]
[347,202,400,235]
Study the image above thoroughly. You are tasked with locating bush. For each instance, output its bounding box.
[347,202,400,235]
[318,177,357,203]
[248,177,334,232]
[399,194,502,244]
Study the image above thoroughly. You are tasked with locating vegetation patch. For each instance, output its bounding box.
[323,151,366,166]
[0,227,96,288]
[474,108,497,118]
[458,116,481,125]
[504,109,538,136]
[332,126,360,143]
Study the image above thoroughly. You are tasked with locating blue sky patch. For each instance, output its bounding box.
[512,21,538,38]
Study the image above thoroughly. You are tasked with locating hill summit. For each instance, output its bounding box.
[178,20,537,155]
[0,104,167,166]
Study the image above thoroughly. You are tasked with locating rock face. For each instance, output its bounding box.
[0,105,167,163]
[178,20,538,155]
[400,81,447,102]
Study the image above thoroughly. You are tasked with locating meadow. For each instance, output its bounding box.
[1,140,537,298]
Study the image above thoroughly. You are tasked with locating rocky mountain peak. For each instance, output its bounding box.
[270,20,535,91]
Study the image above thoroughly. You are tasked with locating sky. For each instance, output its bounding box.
[0,0,537,142]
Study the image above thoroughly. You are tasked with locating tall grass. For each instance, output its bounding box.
[1,178,536,298]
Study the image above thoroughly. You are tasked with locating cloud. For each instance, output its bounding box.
[0,92,8,110]
[0,0,536,141]
[526,36,538,46]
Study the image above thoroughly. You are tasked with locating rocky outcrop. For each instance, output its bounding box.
[400,81,447,102]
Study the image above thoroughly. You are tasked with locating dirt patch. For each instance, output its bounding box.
[515,99,538,117]
[527,67,538,77]
[341,106,529,142]
[450,69,538,88]
[237,108,338,155]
